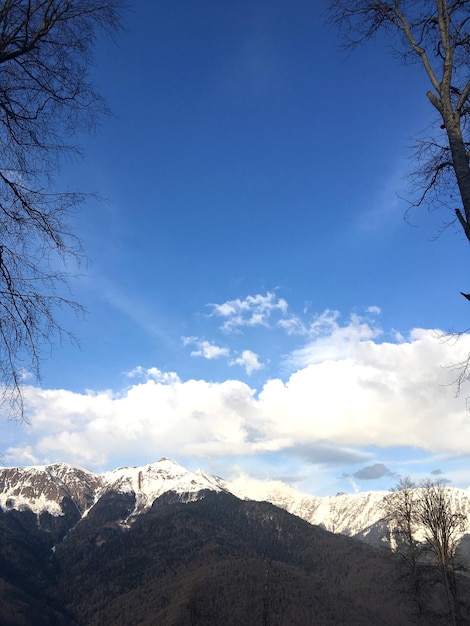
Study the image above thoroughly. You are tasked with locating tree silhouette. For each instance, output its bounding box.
[0,1,124,419]
[329,1,470,241]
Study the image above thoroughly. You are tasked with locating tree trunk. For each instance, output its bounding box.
[442,565,457,626]
[427,88,470,243]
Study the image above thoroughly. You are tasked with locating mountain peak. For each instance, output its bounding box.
[0,463,103,516]
[99,458,227,514]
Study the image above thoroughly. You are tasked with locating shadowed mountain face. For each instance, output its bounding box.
[1,489,470,625]
[1,460,470,624]
[0,490,408,625]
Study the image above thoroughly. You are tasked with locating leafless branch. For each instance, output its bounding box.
[0,1,124,419]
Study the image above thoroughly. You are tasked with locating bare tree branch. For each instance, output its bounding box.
[384,478,467,625]
[328,0,470,238]
[0,1,124,419]
[328,0,470,390]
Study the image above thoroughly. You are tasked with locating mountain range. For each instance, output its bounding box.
[3,457,470,549]
[1,458,470,624]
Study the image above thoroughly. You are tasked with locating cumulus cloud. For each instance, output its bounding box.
[182,337,229,360]
[10,320,470,477]
[20,378,258,467]
[182,337,262,374]
[286,310,382,367]
[126,366,180,384]
[231,350,263,375]
[209,291,289,331]
[3,445,38,466]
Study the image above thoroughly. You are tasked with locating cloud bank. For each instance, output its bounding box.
[6,311,470,481]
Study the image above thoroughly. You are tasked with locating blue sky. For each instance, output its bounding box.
[3,0,470,497]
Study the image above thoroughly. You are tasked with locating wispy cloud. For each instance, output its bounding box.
[182,337,262,376]
[356,163,408,234]
[288,442,372,467]
[95,277,170,342]
[278,315,307,335]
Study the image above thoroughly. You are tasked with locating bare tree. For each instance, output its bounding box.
[385,477,418,560]
[0,1,124,419]
[416,480,466,625]
[328,0,470,239]
[385,478,467,625]
[383,477,428,622]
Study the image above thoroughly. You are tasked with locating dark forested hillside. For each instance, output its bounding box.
[1,490,469,625]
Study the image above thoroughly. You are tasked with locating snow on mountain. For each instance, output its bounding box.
[0,463,103,516]
[101,457,228,513]
[226,474,470,551]
[226,475,389,537]
[2,457,470,552]
[0,457,228,518]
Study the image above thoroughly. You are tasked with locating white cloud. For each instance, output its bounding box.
[126,366,145,378]
[146,368,181,384]
[20,378,257,467]
[182,336,229,360]
[286,310,382,367]
[231,350,263,375]
[125,366,180,384]
[11,322,470,476]
[210,291,289,331]
[278,315,307,335]
[3,445,38,466]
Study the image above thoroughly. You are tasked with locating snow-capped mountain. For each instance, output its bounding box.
[1,457,470,552]
[2,458,470,624]
[227,476,389,536]
[227,475,470,551]
[0,458,228,519]
[101,458,227,513]
[0,462,103,516]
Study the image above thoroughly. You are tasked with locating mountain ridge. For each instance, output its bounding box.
[1,458,470,624]
[1,457,470,552]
